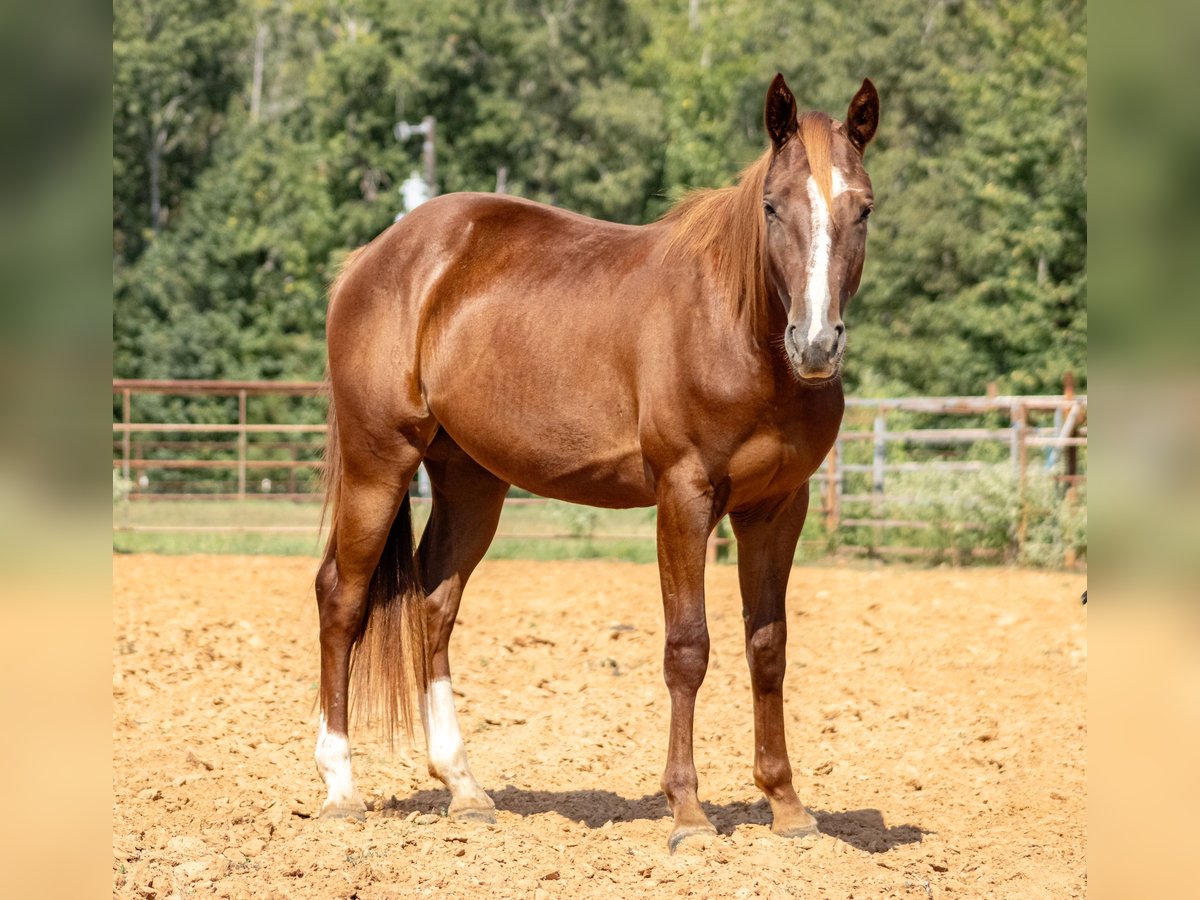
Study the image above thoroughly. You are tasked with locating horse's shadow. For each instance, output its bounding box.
[377,787,927,853]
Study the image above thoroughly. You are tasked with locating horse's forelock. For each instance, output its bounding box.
[798,112,834,207]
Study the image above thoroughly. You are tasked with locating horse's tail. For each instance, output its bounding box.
[320,247,428,748]
[348,487,428,748]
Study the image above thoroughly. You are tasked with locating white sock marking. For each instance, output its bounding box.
[315,714,358,808]
[423,676,486,801]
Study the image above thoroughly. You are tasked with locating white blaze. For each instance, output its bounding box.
[804,174,835,344]
[803,167,853,345]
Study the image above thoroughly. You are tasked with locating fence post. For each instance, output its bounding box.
[1063,372,1078,568]
[824,440,840,534]
[237,389,248,500]
[122,388,132,481]
[872,411,886,552]
[1012,401,1028,555]
[872,412,886,494]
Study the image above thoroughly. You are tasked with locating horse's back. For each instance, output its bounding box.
[329,193,667,506]
[406,192,656,290]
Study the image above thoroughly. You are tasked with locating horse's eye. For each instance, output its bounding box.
[763,201,778,219]
[858,204,874,223]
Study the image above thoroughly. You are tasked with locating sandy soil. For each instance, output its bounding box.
[112,555,1086,898]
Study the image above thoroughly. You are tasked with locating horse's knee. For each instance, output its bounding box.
[664,626,709,692]
[747,622,787,689]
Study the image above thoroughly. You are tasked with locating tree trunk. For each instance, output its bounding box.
[149,89,162,233]
[250,23,267,124]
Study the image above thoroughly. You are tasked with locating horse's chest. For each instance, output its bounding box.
[726,423,833,503]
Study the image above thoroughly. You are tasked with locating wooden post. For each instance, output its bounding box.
[872,412,886,553]
[237,390,248,500]
[1012,401,1028,555]
[1063,372,1078,490]
[873,413,886,494]
[824,441,840,534]
[1063,372,1078,568]
[122,388,132,481]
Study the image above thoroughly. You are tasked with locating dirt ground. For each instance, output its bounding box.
[112,555,1086,899]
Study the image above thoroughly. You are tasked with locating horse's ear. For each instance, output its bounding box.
[765,73,798,151]
[846,78,879,155]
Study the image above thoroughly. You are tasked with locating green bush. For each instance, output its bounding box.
[879,464,1085,568]
[1020,478,1087,568]
[113,468,134,503]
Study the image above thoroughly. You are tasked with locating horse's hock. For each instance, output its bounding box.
[113,555,1087,898]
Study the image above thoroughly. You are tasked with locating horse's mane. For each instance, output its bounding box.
[660,112,835,321]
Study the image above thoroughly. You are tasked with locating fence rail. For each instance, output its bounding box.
[113,378,1087,563]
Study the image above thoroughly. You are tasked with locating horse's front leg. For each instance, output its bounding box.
[656,473,723,851]
[729,485,820,838]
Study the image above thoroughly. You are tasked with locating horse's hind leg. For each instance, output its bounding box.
[315,426,432,819]
[417,433,509,822]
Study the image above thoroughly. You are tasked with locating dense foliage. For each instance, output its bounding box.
[113,0,1086,396]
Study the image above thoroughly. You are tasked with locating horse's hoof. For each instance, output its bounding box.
[667,823,718,854]
[320,801,366,821]
[774,822,821,840]
[449,806,497,825]
[772,805,820,839]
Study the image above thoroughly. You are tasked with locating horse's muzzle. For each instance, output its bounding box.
[785,323,845,381]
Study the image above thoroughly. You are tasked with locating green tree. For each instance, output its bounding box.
[114,116,336,386]
[112,0,1087,398]
[384,0,664,222]
[826,0,1087,395]
[112,0,246,263]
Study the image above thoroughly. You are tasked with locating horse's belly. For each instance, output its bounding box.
[433,409,655,509]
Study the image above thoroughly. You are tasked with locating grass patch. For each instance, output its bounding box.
[112,475,1084,569]
[112,497,663,562]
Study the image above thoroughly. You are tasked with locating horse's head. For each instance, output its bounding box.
[762,74,879,383]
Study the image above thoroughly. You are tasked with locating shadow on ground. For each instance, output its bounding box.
[375,787,926,853]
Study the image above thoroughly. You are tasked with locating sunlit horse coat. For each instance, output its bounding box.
[314,74,879,850]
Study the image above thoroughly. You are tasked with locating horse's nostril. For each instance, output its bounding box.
[832,324,846,353]
[785,323,799,351]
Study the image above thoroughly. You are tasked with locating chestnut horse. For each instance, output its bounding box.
[315,73,879,850]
